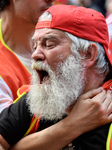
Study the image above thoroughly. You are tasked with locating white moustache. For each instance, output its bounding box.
[32,61,53,77]
[32,61,50,71]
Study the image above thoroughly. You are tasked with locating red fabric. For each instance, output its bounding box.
[102,79,112,90]
[21,80,112,135]
[36,5,110,65]
[106,38,112,66]
[0,40,31,100]
[17,85,40,135]
[110,135,112,150]
[18,85,31,95]
[109,38,112,52]
[29,115,40,134]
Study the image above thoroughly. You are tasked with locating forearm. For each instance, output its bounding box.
[0,78,13,113]
[10,117,81,150]
[10,88,112,150]
[2,88,112,150]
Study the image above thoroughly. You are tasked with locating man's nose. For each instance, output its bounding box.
[32,47,45,61]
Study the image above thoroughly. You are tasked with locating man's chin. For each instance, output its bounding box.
[33,105,67,121]
[39,113,67,122]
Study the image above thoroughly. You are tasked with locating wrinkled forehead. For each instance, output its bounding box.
[33,28,67,40]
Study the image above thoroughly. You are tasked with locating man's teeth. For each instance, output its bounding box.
[42,76,49,83]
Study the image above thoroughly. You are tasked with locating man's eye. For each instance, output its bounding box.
[46,44,54,47]
[46,41,55,48]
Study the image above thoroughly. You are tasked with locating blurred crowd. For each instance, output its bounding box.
[54,0,112,17]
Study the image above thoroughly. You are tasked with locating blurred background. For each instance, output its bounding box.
[54,0,112,17]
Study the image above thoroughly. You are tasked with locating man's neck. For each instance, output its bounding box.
[83,69,106,93]
[1,12,35,59]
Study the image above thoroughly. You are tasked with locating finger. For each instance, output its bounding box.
[105,92,112,114]
[79,87,104,100]
[107,103,112,115]
[91,90,107,104]
[102,90,112,108]
[107,112,112,123]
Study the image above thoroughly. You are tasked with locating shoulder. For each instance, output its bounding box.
[0,93,32,146]
[0,77,13,112]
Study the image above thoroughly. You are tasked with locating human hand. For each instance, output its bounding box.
[5,87,112,150]
[65,87,112,138]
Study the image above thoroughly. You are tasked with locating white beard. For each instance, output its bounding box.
[27,55,85,121]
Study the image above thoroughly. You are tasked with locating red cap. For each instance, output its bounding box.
[35,5,111,65]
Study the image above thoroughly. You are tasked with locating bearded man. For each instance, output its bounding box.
[0,4,112,150]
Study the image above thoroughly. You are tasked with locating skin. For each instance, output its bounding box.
[0,28,112,150]
[32,28,105,92]
[32,28,73,72]
[1,0,53,59]
[0,0,54,111]
[0,88,112,150]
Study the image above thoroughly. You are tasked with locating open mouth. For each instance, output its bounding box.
[36,70,49,84]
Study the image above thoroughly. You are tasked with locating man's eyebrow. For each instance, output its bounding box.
[41,35,58,41]
[31,35,58,42]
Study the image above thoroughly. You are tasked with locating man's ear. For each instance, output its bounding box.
[82,43,98,68]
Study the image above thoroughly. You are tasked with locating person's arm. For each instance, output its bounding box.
[0,136,10,150]
[6,87,112,150]
[0,77,13,112]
